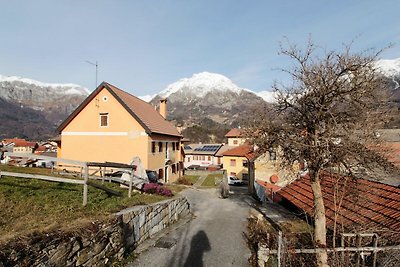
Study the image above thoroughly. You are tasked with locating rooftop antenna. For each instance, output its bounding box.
[85,60,98,88]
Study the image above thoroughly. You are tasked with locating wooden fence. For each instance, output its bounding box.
[1,152,139,206]
[259,231,400,267]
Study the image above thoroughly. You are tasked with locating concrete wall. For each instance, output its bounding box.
[0,197,190,267]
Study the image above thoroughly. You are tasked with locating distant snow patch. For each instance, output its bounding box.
[256,90,276,102]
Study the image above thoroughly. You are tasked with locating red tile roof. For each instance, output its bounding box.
[57,82,181,138]
[2,138,27,145]
[277,172,400,240]
[13,140,37,148]
[221,144,255,160]
[225,128,242,137]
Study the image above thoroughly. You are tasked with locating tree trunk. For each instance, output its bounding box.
[310,169,329,267]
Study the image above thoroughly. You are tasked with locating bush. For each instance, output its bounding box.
[177,176,193,185]
[142,183,173,197]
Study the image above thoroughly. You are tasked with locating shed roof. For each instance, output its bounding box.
[57,82,181,138]
[277,172,400,240]
[221,144,255,160]
[225,128,243,138]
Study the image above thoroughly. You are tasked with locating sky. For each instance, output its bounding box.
[1,0,399,96]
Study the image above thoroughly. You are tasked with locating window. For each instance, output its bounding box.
[242,160,248,167]
[233,139,238,145]
[100,113,108,127]
[230,159,236,167]
[208,156,211,161]
[151,142,156,153]
[158,142,163,152]
[172,164,176,174]
[172,142,176,151]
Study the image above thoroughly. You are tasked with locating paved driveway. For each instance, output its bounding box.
[127,186,253,267]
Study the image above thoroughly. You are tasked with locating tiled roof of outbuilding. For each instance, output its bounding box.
[277,172,400,240]
[221,144,255,160]
[225,128,242,137]
[57,82,181,138]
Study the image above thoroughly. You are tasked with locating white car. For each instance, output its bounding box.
[228,176,244,186]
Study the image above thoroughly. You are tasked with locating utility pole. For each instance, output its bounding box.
[85,60,98,88]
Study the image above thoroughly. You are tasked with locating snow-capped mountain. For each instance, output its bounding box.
[0,75,89,102]
[158,72,253,98]
[141,72,275,103]
[375,58,400,77]
[256,90,277,102]
[147,72,267,142]
[0,75,89,140]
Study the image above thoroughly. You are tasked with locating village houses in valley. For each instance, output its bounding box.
[56,82,183,182]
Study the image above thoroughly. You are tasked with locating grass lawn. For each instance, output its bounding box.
[185,175,200,185]
[201,173,223,187]
[0,165,176,243]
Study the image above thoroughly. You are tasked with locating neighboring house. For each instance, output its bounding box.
[222,129,253,180]
[277,171,400,242]
[56,82,183,182]
[183,143,223,168]
[250,150,300,200]
[225,128,245,146]
[221,144,255,180]
[12,140,37,154]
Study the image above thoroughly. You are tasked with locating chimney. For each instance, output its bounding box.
[159,98,167,119]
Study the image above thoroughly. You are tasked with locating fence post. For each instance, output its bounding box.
[83,164,88,206]
[277,231,282,267]
[356,234,361,267]
[372,234,378,267]
[128,171,133,198]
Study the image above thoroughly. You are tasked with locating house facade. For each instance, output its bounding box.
[222,144,254,180]
[57,82,183,182]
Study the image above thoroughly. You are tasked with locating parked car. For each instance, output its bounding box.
[146,170,162,184]
[228,176,244,186]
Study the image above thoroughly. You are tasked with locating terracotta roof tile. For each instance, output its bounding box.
[225,128,243,137]
[221,144,255,160]
[277,172,400,241]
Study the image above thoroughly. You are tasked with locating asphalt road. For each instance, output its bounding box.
[127,186,253,267]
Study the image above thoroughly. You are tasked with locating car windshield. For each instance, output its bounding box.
[147,171,157,180]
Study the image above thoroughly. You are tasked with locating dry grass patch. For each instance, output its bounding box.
[0,166,173,243]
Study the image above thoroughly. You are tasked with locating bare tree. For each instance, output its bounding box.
[245,40,397,267]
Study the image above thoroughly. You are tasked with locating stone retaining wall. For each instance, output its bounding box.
[0,197,190,267]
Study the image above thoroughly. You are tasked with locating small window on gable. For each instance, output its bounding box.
[230,159,236,167]
[233,139,238,145]
[100,113,108,127]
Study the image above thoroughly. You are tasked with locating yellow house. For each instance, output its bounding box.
[222,144,254,180]
[56,82,183,182]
